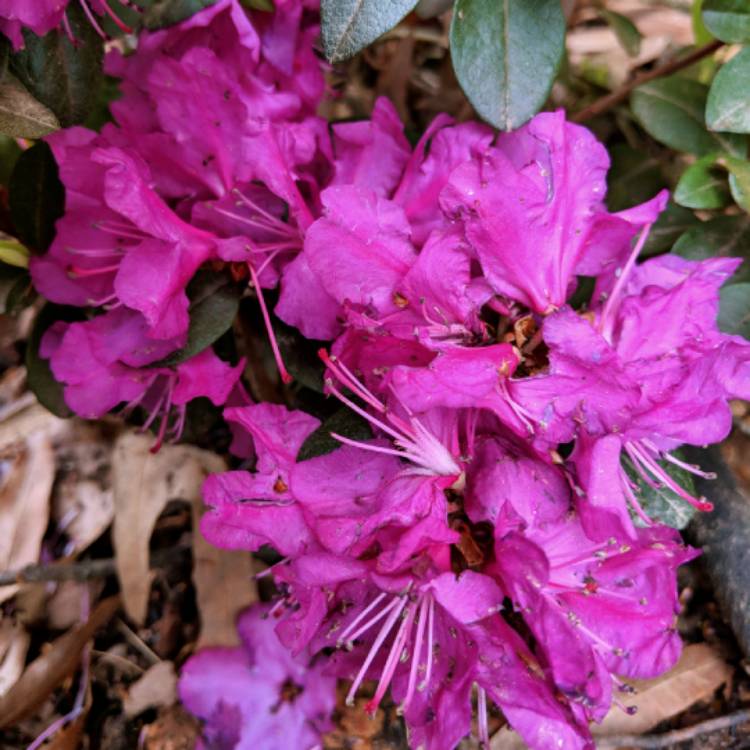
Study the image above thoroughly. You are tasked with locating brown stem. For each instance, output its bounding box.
[572,39,724,123]
[596,709,750,749]
[0,544,190,588]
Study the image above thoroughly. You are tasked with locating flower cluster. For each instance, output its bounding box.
[201,92,750,750]
[31,0,331,446]
[26,1,750,748]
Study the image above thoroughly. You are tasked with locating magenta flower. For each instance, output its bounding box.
[41,309,243,449]
[179,602,336,750]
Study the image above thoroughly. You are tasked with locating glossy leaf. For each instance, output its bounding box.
[622,452,698,529]
[10,5,103,127]
[643,202,701,257]
[601,9,642,56]
[674,154,730,209]
[143,0,219,29]
[0,73,59,138]
[9,141,65,253]
[26,305,76,419]
[722,155,750,211]
[706,47,750,133]
[450,0,565,130]
[702,0,750,43]
[606,144,665,212]
[718,282,750,338]
[673,214,750,283]
[0,236,29,269]
[297,407,372,462]
[154,284,242,367]
[321,0,419,62]
[692,0,715,45]
[631,75,746,156]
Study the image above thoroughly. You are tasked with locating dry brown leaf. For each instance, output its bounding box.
[191,495,257,649]
[112,432,225,624]
[0,429,56,604]
[594,643,732,737]
[0,619,30,697]
[123,660,177,718]
[53,422,116,555]
[0,596,119,728]
[490,644,732,749]
[140,704,200,750]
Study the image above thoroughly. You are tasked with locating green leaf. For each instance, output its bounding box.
[643,202,701,257]
[692,0,715,45]
[706,47,750,134]
[25,304,76,418]
[0,135,22,187]
[721,154,750,210]
[450,0,565,131]
[5,272,36,316]
[631,74,746,156]
[240,0,275,10]
[415,0,454,19]
[10,5,103,127]
[9,141,65,253]
[0,237,29,269]
[673,214,750,283]
[296,407,373,462]
[718,282,750,338]
[143,0,219,29]
[702,0,750,43]
[606,144,666,212]
[153,284,241,367]
[0,72,60,138]
[321,0,418,62]
[622,452,698,529]
[600,9,641,57]
[674,154,731,209]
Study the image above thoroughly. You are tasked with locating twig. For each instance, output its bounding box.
[0,544,191,587]
[596,708,750,749]
[115,619,161,666]
[573,39,724,123]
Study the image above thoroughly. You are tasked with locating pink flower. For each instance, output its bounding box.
[179,602,336,750]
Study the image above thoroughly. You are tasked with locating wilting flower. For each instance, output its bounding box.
[180,602,336,750]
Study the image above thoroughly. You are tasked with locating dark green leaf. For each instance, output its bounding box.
[722,155,750,211]
[144,0,219,29]
[274,321,326,393]
[706,46,750,133]
[674,154,731,209]
[5,272,37,316]
[0,73,59,138]
[10,5,103,127]
[718,282,750,338]
[0,35,9,82]
[321,0,418,62]
[702,0,750,43]
[642,202,701,257]
[450,0,565,131]
[631,74,746,156]
[606,144,665,212]
[240,0,275,10]
[622,451,698,529]
[673,214,750,283]
[25,304,75,418]
[9,141,65,253]
[297,406,373,462]
[153,284,241,367]
[0,135,22,187]
[600,9,641,57]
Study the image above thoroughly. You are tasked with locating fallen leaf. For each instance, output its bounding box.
[52,421,116,554]
[0,429,56,604]
[0,596,119,728]
[191,494,257,649]
[594,643,732,737]
[112,432,225,624]
[140,704,200,750]
[123,660,177,718]
[0,619,30,697]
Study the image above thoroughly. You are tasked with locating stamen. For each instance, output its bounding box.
[342,596,402,649]
[248,262,293,384]
[78,0,107,38]
[337,592,388,645]
[499,379,534,434]
[345,597,407,706]
[67,263,119,278]
[100,0,132,33]
[621,477,653,526]
[400,595,429,712]
[319,351,386,414]
[599,223,654,341]
[641,440,717,480]
[418,596,435,692]
[366,604,417,713]
[61,12,76,43]
[477,686,489,749]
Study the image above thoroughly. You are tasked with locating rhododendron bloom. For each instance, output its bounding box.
[180,603,336,750]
